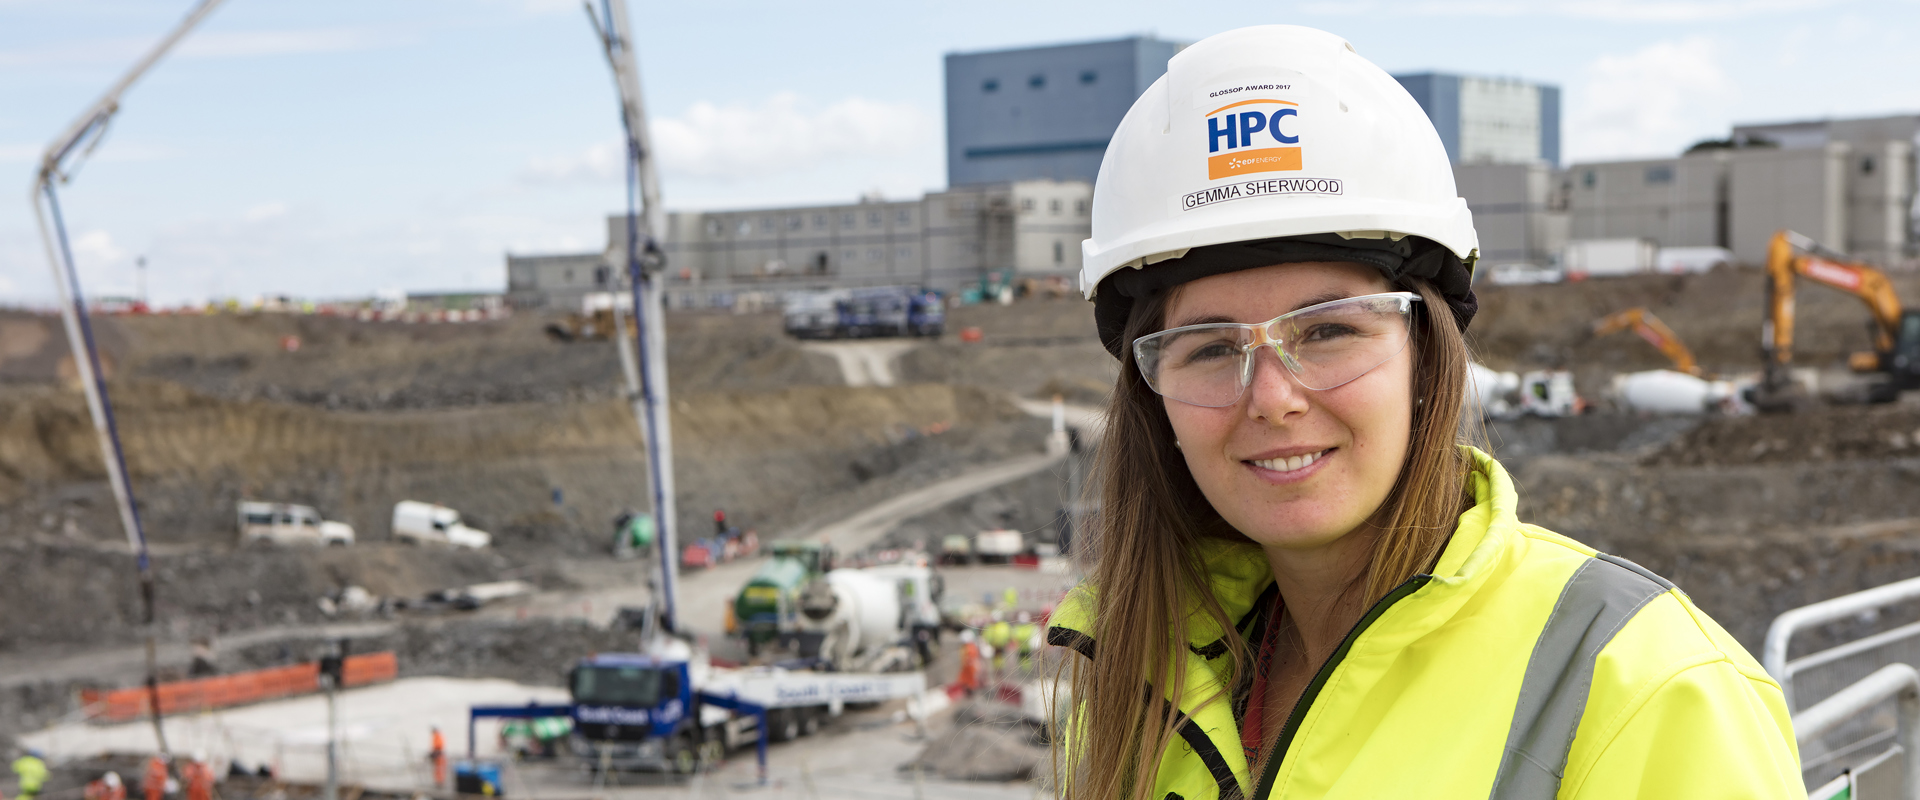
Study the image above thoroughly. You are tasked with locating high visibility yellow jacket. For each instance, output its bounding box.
[11,755,48,794]
[1047,448,1801,799]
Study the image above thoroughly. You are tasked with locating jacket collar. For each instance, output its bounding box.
[1049,447,1518,654]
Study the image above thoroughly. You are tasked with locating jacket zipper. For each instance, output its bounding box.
[1250,574,1433,799]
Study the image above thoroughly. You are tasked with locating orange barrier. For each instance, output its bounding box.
[81,652,398,722]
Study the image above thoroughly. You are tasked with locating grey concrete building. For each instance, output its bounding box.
[505,252,612,310]
[1566,113,1920,267]
[1394,73,1562,166]
[606,181,1093,308]
[1725,144,1850,266]
[1730,115,1917,265]
[1453,162,1565,266]
[945,37,1182,187]
[1565,152,1729,251]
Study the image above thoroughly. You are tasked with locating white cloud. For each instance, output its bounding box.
[71,230,128,270]
[1565,36,1731,162]
[243,202,288,222]
[0,27,403,68]
[524,93,933,185]
[521,0,583,14]
[178,28,409,60]
[522,139,626,184]
[655,94,930,182]
[1305,0,1833,20]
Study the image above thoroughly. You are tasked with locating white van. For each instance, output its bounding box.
[237,501,355,547]
[391,500,492,549]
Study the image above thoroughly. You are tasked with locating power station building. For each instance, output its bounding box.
[1393,73,1562,168]
[1384,73,1567,268]
[944,36,1184,187]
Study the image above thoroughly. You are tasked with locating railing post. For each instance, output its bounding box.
[1793,663,1920,798]
[1900,679,1920,800]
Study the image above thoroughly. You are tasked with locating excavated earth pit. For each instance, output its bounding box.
[4,267,1920,754]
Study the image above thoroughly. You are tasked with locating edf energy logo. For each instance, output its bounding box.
[1205,98,1301,180]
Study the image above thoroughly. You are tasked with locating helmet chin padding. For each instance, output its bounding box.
[1094,233,1477,359]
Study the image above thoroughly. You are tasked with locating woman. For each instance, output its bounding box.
[1045,25,1800,800]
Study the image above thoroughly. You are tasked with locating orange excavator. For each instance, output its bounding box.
[1593,307,1701,376]
[1754,229,1920,409]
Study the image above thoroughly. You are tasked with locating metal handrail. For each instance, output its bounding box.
[1792,663,1920,799]
[1764,575,1920,707]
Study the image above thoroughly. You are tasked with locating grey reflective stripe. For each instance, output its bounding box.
[1487,554,1671,800]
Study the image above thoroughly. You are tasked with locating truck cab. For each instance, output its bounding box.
[1890,310,1920,390]
[568,652,720,772]
[732,541,836,652]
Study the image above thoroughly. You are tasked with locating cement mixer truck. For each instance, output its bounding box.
[794,563,944,672]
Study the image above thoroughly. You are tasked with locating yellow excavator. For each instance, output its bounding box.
[1753,229,1920,409]
[1593,307,1702,377]
[544,308,617,342]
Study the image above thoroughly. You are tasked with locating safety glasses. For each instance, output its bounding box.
[1133,292,1421,408]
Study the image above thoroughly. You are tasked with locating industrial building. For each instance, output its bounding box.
[1566,113,1917,266]
[1386,73,1566,268]
[1451,162,1565,267]
[605,181,1092,308]
[944,36,1183,187]
[1393,73,1562,167]
[505,252,613,310]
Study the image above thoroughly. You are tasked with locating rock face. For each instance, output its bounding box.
[903,699,1049,782]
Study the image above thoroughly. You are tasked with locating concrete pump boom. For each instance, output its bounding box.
[585,0,682,635]
[30,0,229,758]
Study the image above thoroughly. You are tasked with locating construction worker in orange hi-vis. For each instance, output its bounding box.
[955,630,982,695]
[84,772,126,800]
[141,755,168,800]
[430,726,448,786]
[181,754,213,800]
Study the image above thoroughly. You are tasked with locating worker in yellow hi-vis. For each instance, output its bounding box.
[1011,611,1040,673]
[982,614,1013,682]
[11,750,48,800]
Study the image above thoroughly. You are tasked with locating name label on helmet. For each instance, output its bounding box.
[1181,177,1343,211]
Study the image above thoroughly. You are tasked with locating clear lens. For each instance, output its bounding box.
[1134,292,1418,407]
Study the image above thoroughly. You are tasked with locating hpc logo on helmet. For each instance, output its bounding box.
[1205,97,1301,180]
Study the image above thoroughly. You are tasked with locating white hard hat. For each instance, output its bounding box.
[1083,25,1480,354]
[104,773,122,787]
[960,629,976,643]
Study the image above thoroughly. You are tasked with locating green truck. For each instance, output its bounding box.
[730,541,836,653]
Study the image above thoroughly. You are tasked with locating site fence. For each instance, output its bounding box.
[80,652,398,722]
[1767,576,1920,789]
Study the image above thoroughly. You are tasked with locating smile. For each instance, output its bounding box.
[1249,448,1333,474]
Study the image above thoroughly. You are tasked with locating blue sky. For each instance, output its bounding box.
[2,0,1915,306]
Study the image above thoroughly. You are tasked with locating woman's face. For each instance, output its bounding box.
[1159,261,1415,554]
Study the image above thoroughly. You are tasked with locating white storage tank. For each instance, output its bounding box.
[1564,238,1657,279]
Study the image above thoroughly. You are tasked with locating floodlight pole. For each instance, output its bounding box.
[586,0,681,635]
[29,0,228,758]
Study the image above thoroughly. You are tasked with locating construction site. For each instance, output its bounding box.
[1,254,1919,795]
[12,4,1920,800]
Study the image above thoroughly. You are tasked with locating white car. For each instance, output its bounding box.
[237,501,355,547]
[391,500,492,549]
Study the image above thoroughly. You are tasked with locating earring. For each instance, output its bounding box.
[1174,440,1183,449]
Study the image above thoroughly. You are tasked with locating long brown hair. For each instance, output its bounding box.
[1056,276,1477,800]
